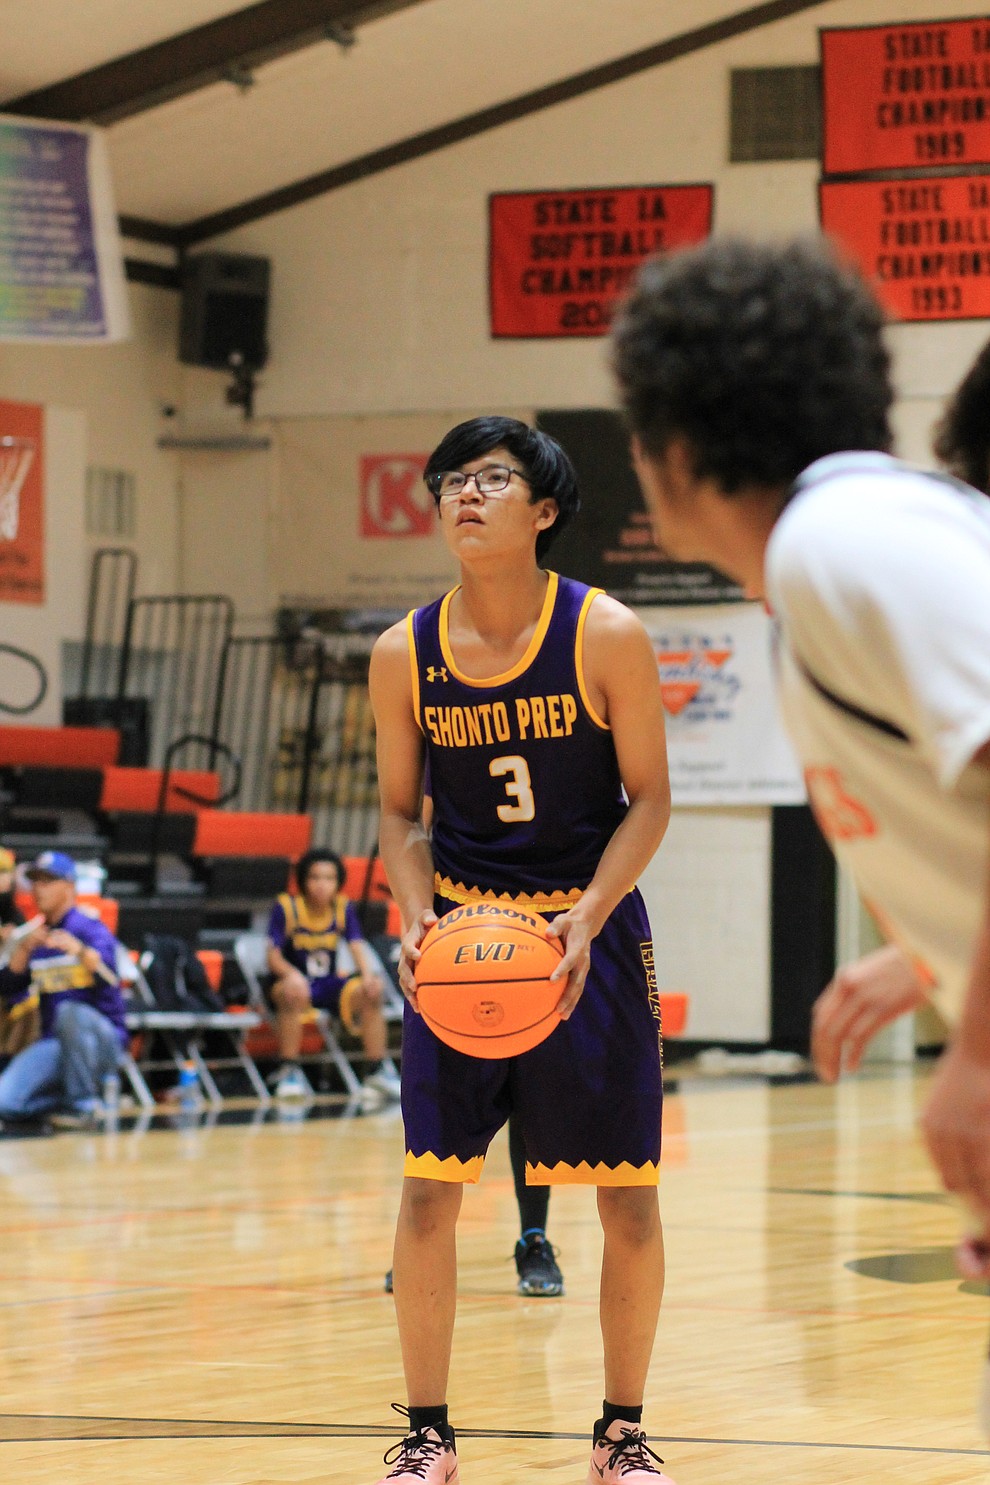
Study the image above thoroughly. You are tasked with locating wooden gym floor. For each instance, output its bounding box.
[0,1067,987,1485]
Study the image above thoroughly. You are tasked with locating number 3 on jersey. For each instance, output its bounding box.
[490,755,535,823]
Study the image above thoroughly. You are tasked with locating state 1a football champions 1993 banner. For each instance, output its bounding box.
[641,604,805,807]
[489,184,713,337]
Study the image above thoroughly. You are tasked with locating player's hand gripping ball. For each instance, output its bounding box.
[414,904,565,1058]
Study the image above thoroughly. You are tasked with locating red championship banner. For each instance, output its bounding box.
[820,176,990,322]
[822,17,990,175]
[0,400,44,604]
[489,184,713,338]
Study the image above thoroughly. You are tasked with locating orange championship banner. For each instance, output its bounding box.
[820,176,990,321]
[822,17,990,175]
[0,400,44,604]
[489,184,713,338]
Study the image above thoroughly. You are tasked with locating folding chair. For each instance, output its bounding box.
[124,944,269,1108]
[233,930,362,1098]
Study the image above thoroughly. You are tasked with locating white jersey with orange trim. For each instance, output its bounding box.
[407,571,627,911]
[767,451,990,1023]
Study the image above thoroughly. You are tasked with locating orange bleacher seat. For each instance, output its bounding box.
[79,895,120,935]
[195,948,223,992]
[341,855,391,901]
[659,993,689,1038]
[100,766,221,813]
[192,810,312,859]
[0,725,120,769]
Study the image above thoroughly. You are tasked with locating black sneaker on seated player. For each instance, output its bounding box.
[514,1231,564,1296]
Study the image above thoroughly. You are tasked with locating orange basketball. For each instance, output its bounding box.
[414,904,565,1058]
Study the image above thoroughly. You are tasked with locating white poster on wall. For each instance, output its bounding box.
[640,602,805,806]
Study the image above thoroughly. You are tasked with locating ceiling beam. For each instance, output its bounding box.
[176,0,837,246]
[3,0,430,126]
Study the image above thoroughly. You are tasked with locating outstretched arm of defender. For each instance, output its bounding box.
[369,623,436,1009]
[547,599,671,1017]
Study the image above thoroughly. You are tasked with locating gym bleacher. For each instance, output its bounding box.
[0,703,403,1104]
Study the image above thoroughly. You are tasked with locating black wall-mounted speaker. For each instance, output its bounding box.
[178,252,271,371]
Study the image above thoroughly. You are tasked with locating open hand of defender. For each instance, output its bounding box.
[398,908,438,1011]
[545,908,594,1020]
[811,944,930,1082]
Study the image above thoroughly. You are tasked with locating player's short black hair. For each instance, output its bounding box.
[611,237,893,494]
[423,416,580,561]
[296,848,345,894]
[933,337,990,494]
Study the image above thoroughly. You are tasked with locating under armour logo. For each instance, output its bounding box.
[426,666,449,682]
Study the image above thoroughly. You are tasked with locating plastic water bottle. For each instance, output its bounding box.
[177,1060,200,1112]
[102,1071,120,1128]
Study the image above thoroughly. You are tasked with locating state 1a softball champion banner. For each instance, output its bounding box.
[820,176,990,321]
[0,116,129,342]
[489,184,713,338]
[821,17,990,175]
[640,604,804,807]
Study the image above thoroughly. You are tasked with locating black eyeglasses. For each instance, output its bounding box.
[426,464,530,501]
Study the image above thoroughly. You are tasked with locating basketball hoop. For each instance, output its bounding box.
[0,436,36,542]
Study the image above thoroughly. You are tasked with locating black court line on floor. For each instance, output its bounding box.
[769,1187,950,1204]
[0,1415,987,1456]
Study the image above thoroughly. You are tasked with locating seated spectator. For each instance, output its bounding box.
[266,848,400,1103]
[0,847,36,1066]
[0,851,127,1127]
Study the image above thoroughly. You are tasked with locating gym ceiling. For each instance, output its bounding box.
[2,0,830,266]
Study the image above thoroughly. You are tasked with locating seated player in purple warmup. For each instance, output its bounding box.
[265,847,399,1103]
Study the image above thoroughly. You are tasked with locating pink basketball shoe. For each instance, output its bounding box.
[375,1414,460,1485]
[587,1420,676,1484]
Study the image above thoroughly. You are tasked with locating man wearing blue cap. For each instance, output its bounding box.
[0,852,127,1126]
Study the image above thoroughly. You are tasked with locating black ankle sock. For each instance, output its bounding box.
[408,1404,451,1438]
[600,1401,643,1434]
[367,1058,384,1075]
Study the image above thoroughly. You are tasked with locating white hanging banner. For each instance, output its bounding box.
[640,602,805,806]
[0,115,129,343]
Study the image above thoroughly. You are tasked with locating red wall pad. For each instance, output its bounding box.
[192,811,312,859]
[100,766,221,813]
[0,726,120,768]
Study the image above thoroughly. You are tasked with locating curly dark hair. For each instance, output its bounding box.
[611,237,893,493]
[423,416,580,561]
[933,338,990,493]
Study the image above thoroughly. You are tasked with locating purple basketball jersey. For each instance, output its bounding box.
[408,571,626,909]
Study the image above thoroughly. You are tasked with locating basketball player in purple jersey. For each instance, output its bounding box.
[368,418,674,1484]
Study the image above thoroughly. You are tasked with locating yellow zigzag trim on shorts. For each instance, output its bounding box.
[525,1159,660,1187]
[404,1150,486,1184]
[434,873,583,913]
